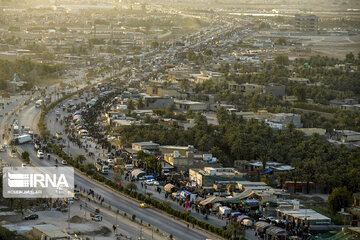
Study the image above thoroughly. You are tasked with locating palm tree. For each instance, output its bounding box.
[226,221,245,239]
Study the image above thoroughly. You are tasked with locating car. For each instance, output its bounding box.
[92,215,102,221]
[55,110,61,116]
[24,214,38,220]
[34,143,40,150]
[21,163,27,168]
[61,160,67,165]
[153,181,160,186]
[139,203,150,208]
[11,150,16,158]
[145,180,154,185]
[0,147,5,152]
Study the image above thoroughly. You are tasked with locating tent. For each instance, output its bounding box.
[164,183,176,192]
[199,196,225,206]
[231,212,242,219]
[237,215,252,223]
[255,221,271,233]
[265,226,287,237]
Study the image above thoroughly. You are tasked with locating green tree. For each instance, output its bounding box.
[125,182,138,192]
[127,99,135,110]
[21,151,30,163]
[345,52,355,63]
[75,155,86,164]
[216,107,229,125]
[274,55,289,66]
[137,98,144,109]
[226,221,245,238]
[151,42,159,49]
[166,103,177,114]
[293,86,307,102]
[328,187,352,213]
[274,37,287,45]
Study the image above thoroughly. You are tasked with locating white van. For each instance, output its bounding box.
[37,150,44,159]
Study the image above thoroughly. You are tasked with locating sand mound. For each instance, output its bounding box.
[70,215,85,223]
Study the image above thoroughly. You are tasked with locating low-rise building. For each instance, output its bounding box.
[288,77,310,84]
[143,96,174,109]
[266,113,303,129]
[189,167,245,187]
[132,141,160,152]
[174,99,207,112]
[264,84,286,97]
[30,224,70,240]
[164,150,218,171]
[146,86,185,98]
[334,130,360,143]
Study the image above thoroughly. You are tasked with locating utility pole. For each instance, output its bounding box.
[68,202,71,229]
[139,225,142,240]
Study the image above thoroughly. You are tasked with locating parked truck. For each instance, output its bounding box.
[219,206,231,217]
[95,161,109,175]
[12,134,32,145]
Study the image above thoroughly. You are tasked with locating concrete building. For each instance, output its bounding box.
[266,113,303,129]
[264,84,286,97]
[30,224,70,240]
[174,99,207,112]
[164,150,218,171]
[334,130,360,143]
[160,145,194,156]
[189,167,245,187]
[143,96,174,109]
[295,14,319,32]
[132,141,160,152]
[288,77,310,84]
[228,82,264,95]
[146,86,185,98]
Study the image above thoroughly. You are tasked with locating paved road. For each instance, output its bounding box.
[10,89,217,240]
[18,142,215,240]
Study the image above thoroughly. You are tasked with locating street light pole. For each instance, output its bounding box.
[68,202,70,229]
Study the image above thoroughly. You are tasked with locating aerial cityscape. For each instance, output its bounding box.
[0,0,359,239]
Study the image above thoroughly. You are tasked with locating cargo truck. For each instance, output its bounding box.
[12,134,32,145]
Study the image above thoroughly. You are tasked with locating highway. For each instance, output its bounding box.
[44,91,228,229]
[3,87,218,240]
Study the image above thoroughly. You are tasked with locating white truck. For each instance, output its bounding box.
[12,134,32,145]
[219,206,231,217]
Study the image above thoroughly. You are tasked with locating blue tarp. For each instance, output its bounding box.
[263,168,273,174]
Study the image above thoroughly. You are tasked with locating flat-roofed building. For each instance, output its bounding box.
[31,224,70,240]
[295,14,319,32]
[132,141,160,152]
[277,208,331,225]
[174,99,207,112]
[190,167,245,187]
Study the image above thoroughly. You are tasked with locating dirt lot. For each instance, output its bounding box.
[300,34,360,58]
